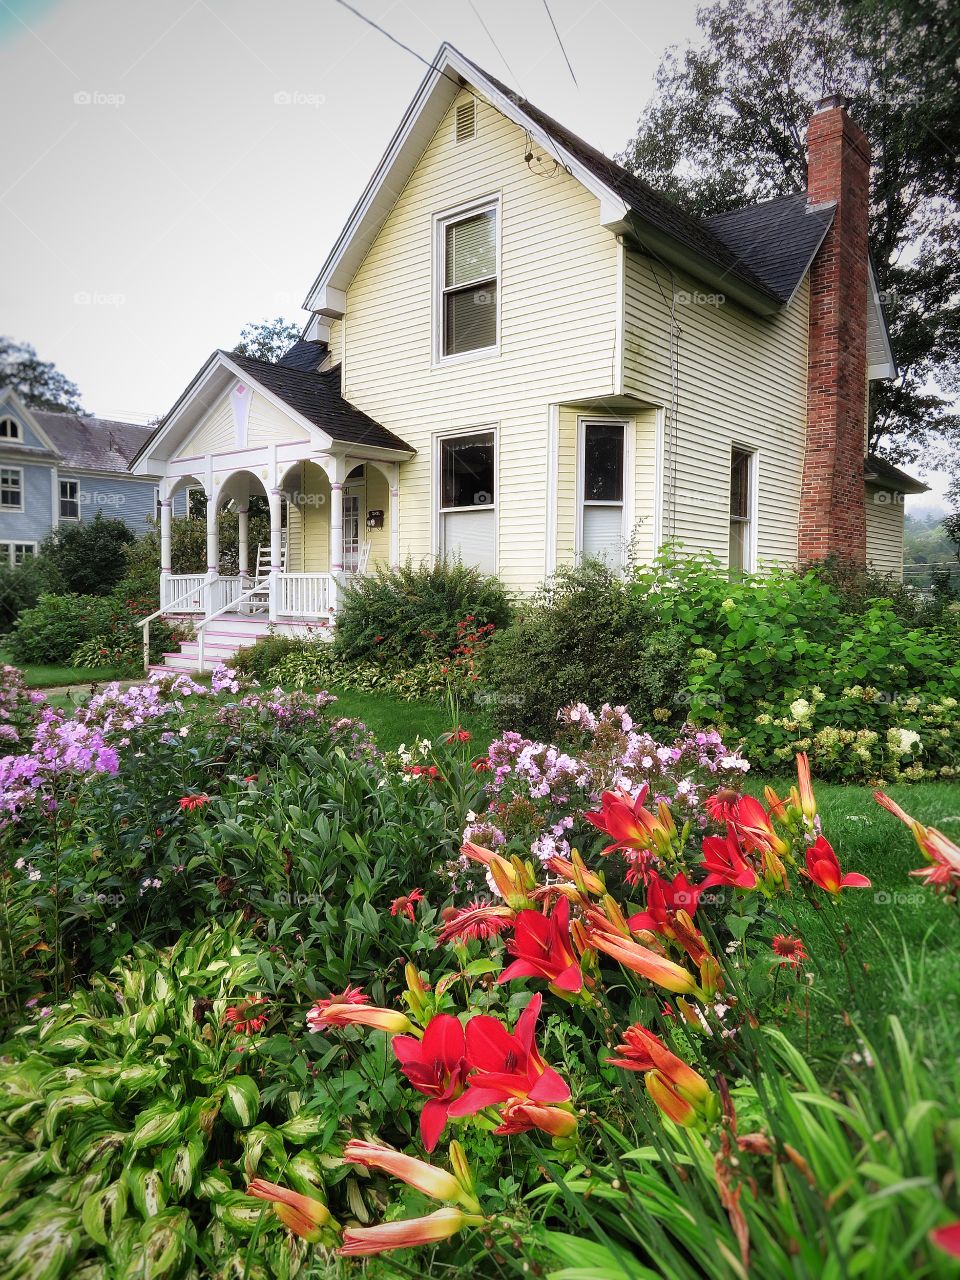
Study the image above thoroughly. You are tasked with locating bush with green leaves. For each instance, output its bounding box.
[478,559,688,738]
[333,560,513,669]
[231,632,317,682]
[37,512,136,597]
[5,593,118,665]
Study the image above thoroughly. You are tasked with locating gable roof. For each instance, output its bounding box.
[277,339,327,371]
[864,454,928,494]
[32,411,155,474]
[705,193,835,304]
[225,352,413,452]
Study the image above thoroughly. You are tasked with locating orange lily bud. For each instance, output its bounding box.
[795,753,818,824]
[247,1179,334,1240]
[764,785,788,821]
[448,1140,477,1205]
[340,1207,481,1256]
[588,929,701,995]
[343,1141,475,1208]
[403,963,430,1022]
[314,1004,413,1034]
[600,894,633,937]
[698,954,724,1000]
[646,1070,698,1127]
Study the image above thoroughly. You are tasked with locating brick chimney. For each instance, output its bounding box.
[798,94,871,566]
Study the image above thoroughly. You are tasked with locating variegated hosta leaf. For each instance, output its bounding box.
[124,1208,195,1280]
[159,1134,205,1199]
[215,1190,272,1237]
[62,1168,109,1208]
[4,1207,81,1280]
[284,1152,326,1198]
[80,1177,128,1246]
[73,1127,127,1173]
[126,1164,167,1220]
[112,1065,166,1099]
[241,1124,286,1180]
[220,1076,260,1129]
[198,1169,233,1200]
[277,1112,327,1143]
[129,1103,185,1152]
[41,1092,100,1143]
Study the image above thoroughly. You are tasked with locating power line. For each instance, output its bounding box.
[330,0,465,92]
[541,0,578,87]
[465,0,523,92]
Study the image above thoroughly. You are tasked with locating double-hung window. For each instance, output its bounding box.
[437,429,496,572]
[60,478,80,520]
[0,467,23,510]
[437,202,498,360]
[728,446,755,576]
[579,420,626,567]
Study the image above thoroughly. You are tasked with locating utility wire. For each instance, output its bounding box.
[330,0,465,92]
[466,0,523,92]
[541,0,578,87]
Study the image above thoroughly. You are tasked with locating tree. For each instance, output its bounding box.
[0,337,85,412]
[39,512,136,596]
[231,317,301,364]
[618,0,960,500]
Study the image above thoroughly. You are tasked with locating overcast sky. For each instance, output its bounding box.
[0,0,948,511]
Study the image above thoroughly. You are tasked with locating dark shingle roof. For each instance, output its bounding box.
[224,352,413,452]
[31,411,155,473]
[706,193,836,303]
[456,54,780,303]
[864,454,928,494]
[278,339,327,371]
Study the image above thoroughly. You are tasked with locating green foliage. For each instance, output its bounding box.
[6,593,118,664]
[0,335,84,412]
[479,560,688,738]
[333,560,513,669]
[232,632,314,682]
[231,317,301,363]
[0,554,47,630]
[39,512,136,597]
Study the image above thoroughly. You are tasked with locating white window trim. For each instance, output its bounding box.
[0,541,37,566]
[59,476,81,520]
[575,417,632,567]
[0,416,22,441]
[432,194,502,369]
[432,424,499,572]
[728,444,759,574]
[0,465,24,513]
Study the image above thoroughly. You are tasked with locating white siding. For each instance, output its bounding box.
[865,485,905,578]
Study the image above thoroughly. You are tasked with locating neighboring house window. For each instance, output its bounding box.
[437,429,496,572]
[728,446,756,576]
[0,542,36,566]
[0,416,21,440]
[579,420,626,567]
[0,467,23,510]
[60,478,80,519]
[437,202,498,359]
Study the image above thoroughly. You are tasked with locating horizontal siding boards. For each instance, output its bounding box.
[865,485,905,578]
[632,407,658,562]
[624,252,809,567]
[556,407,578,567]
[0,463,53,544]
[248,392,310,445]
[327,319,343,366]
[71,474,158,535]
[342,91,619,592]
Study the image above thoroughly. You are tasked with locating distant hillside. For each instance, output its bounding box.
[904,509,958,589]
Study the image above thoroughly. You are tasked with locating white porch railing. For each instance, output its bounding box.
[277,573,335,619]
[208,575,257,614]
[161,574,205,612]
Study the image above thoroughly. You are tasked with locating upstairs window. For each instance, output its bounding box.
[60,478,80,520]
[0,467,23,509]
[579,420,626,568]
[438,203,498,360]
[728,446,755,576]
[0,416,21,440]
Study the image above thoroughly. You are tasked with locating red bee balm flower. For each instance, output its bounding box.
[700,826,758,890]
[179,794,210,811]
[772,934,807,968]
[448,993,570,1117]
[802,836,871,894]
[437,900,515,945]
[393,1014,469,1152]
[498,897,583,993]
[391,888,424,921]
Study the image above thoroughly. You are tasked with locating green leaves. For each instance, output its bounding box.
[219,1076,260,1129]
[129,1103,185,1152]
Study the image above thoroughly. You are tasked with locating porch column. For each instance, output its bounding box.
[204,490,219,615]
[237,506,249,578]
[389,467,400,568]
[268,487,283,622]
[159,498,173,605]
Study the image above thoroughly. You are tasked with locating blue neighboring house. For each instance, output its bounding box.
[0,388,179,567]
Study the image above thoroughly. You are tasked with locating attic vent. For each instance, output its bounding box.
[455,98,476,143]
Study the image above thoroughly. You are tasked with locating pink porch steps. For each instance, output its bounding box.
[150,614,328,675]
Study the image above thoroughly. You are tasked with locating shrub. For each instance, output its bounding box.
[38,511,136,596]
[0,553,48,630]
[479,560,687,738]
[6,592,117,664]
[231,631,311,681]
[333,559,513,668]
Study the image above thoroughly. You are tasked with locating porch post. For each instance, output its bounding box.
[204,489,219,616]
[330,479,344,612]
[159,497,173,607]
[237,506,249,578]
[389,466,400,568]
[268,487,283,622]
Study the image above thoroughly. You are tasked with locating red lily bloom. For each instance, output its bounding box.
[471,759,492,773]
[584,786,662,854]
[391,888,425,921]
[447,993,570,1117]
[700,826,758,890]
[628,871,702,936]
[179,794,210,811]
[305,984,369,1032]
[340,1207,473,1256]
[498,897,583,993]
[772,934,807,968]
[931,1221,960,1258]
[494,1098,577,1138]
[802,835,871,894]
[405,764,442,781]
[393,1013,469,1152]
[437,900,515,945]
[726,794,788,857]
[875,790,960,891]
[608,1023,714,1129]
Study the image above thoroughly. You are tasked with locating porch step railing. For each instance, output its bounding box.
[161,574,206,612]
[277,573,334,619]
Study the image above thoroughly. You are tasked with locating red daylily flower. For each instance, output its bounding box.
[608,1023,714,1129]
[223,995,268,1035]
[451,728,471,742]
[498,897,583,993]
[393,1013,469,1152]
[628,871,702,936]
[875,791,960,891]
[931,1221,960,1258]
[305,984,369,1032]
[802,836,871,894]
[471,759,492,773]
[405,765,443,781]
[725,793,788,857]
[448,993,570,1117]
[391,888,425,921]
[179,794,210,811]
[584,786,663,854]
[437,900,515,945]
[494,1098,577,1137]
[700,826,758,890]
[772,934,807,968]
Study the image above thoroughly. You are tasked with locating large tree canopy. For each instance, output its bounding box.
[231,317,301,364]
[618,0,960,502]
[0,337,85,413]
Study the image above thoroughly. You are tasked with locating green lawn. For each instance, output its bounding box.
[321,683,496,753]
[0,647,128,690]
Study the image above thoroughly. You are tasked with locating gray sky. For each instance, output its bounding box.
[0,0,948,511]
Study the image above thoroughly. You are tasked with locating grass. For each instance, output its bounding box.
[0,647,128,689]
[321,684,496,753]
